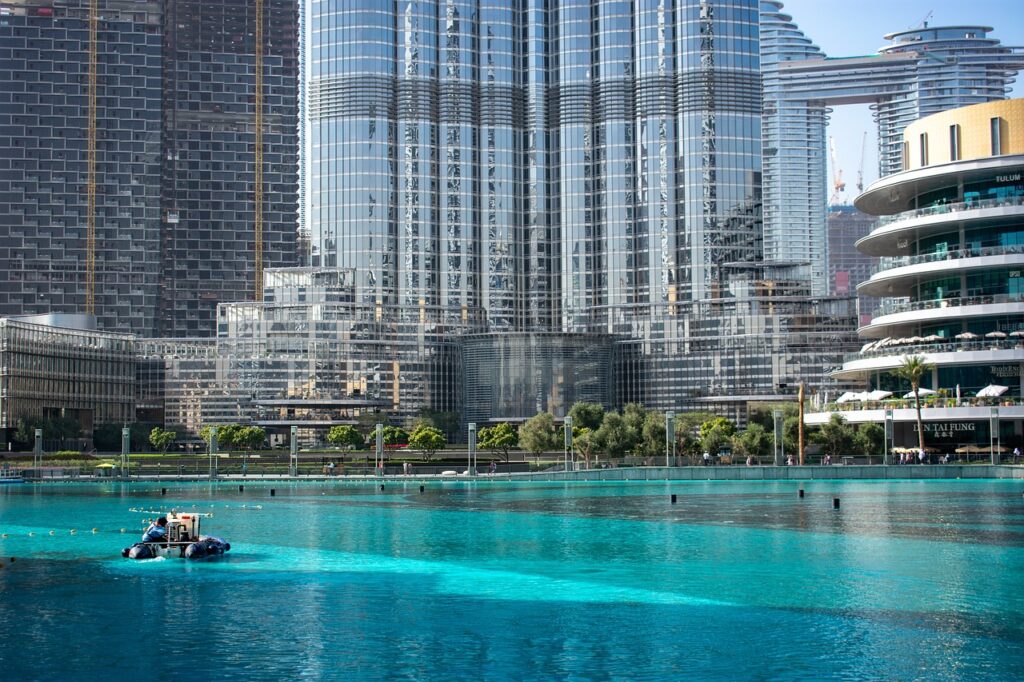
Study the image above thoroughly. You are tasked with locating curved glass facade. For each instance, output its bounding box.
[461,332,614,424]
[304,0,762,330]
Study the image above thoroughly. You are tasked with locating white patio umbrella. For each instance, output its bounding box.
[903,388,937,398]
[922,334,944,342]
[986,331,1008,339]
[976,384,1009,397]
[835,392,859,404]
[955,332,979,340]
[865,389,893,401]
[1010,330,1024,338]
[860,341,876,353]
[955,384,961,401]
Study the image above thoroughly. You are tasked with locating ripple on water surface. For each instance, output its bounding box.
[1,479,1023,680]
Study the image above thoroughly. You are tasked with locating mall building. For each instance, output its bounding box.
[806,100,1024,453]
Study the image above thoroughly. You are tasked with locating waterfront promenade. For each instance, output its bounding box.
[10,464,1023,484]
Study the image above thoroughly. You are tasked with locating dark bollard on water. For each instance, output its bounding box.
[798,489,804,498]
[420,485,424,493]
[239,485,244,493]
[379,484,385,491]
[833,498,840,510]
[270,489,276,497]
[670,494,677,504]
[161,488,166,495]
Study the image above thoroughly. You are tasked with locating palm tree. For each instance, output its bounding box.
[893,355,934,453]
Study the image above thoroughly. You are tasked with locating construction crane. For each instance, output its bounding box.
[254,0,264,301]
[856,131,867,193]
[86,0,98,313]
[828,136,846,205]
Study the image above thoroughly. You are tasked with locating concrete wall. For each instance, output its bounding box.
[516,465,1024,481]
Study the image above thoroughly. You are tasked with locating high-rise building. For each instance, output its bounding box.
[302,0,858,426]
[0,0,163,335]
[827,205,878,324]
[158,0,299,336]
[0,0,300,338]
[759,0,1024,296]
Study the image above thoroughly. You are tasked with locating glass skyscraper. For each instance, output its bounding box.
[303,0,856,422]
[306,0,764,328]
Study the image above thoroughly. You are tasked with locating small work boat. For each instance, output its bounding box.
[122,510,231,560]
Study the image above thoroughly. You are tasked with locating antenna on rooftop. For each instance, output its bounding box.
[916,10,933,29]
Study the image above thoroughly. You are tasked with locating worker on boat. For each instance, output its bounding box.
[141,517,168,544]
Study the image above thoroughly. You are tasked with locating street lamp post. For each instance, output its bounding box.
[564,416,573,472]
[120,426,129,479]
[209,427,218,480]
[884,409,893,465]
[990,407,1000,465]
[665,411,675,467]
[772,409,783,466]
[289,425,298,477]
[375,423,384,476]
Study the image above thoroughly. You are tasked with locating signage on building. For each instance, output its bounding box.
[911,421,977,440]
[996,174,1022,183]
[991,365,1020,378]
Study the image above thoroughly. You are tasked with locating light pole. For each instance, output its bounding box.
[564,416,573,472]
[289,424,298,476]
[209,426,218,480]
[120,426,129,479]
[375,423,384,476]
[883,409,893,465]
[772,409,783,466]
[990,407,1000,465]
[665,411,675,467]
[468,423,476,475]
[35,428,44,470]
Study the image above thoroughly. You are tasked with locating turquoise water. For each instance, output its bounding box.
[1,479,1023,680]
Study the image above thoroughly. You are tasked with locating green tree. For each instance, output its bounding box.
[478,422,518,462]
[892,355,933,453]
[380,425,410,446]
[327,425,365,450]
[699,417,736,456]
[568,402,605,431]
[148,427,177,453]
[814,414,856,460]
[234,426,266,453]
[855,422,885,459]
[594,412,632,458]
[518,412,559,459]
[13,417,44,450]
[408,425,446,461]
[573,426,598,469]
[782,416,802,455]
[621,403,648,449]
[639,412,666,459]
[215,424,242,451]
[731,423,771,462]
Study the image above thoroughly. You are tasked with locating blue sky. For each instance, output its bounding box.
[778,0,1024,199]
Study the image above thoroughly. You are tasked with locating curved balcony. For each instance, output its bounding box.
[877,293,1024,317]
[848,337,1024,361]
[876,194,1024,228]
[859,295,1024,338]
[856,195,1024,256]
[859,246,1024,297]
[874,243,1024,274]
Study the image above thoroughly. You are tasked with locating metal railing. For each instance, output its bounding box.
[847,337,1024,361]
[876,243,1024,274]
[877,293,1024,317]
[876,194,1024,228]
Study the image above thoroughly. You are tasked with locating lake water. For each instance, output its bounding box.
[1,479,1023,680]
